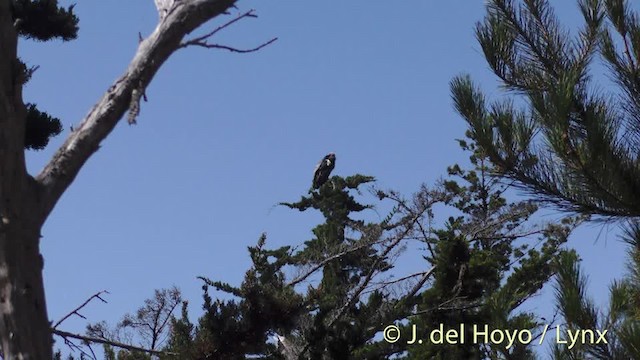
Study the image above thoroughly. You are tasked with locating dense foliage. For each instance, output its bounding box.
[12,0,77,150]
[451,0,640,218]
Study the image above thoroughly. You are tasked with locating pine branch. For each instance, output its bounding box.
[460,0,640,219]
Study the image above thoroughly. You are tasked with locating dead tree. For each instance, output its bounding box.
[0,1,275,358]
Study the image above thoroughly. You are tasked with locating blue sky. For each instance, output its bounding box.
[21,0,630,357]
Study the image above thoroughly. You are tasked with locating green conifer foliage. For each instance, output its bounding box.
[451,0,640,218]
[156,145,579,359]
[12,0,78,150]
[552,223,640,359]
[406,139,579,359]
[159,174,428,359]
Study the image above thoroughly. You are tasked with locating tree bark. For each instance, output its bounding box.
[0,0,52,357]
[0,216,51,359]
[36,0,238,219]
[0,0,241,357]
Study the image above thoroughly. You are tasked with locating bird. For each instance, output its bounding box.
[312,153,336,189]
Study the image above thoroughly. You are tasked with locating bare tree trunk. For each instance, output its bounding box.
[0,0,251,357]
[0,0,52,357]
[0,217,52,359]
[0,168,51,358]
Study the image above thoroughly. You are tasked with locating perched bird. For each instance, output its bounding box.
[312,153,336,189]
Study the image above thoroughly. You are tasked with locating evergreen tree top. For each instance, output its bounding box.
[13,0,79,41]
[12,1,80,151]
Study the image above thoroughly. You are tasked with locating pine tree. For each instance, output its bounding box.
[448,2,640,357]
[162,174,425,359]
[55,137,584,358]
[552,223,640,359]
[450,0,640,218]
[280,175,401,359]
[404,139,579,359]
[154,141,580,359]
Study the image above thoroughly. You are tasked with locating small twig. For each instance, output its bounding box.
[52,329,178,357]
[87,342,98,360]
[181,9,258,46]
[24,64,40,82]
[411,297,479,316]
[60,335,96,360]
[362,269,434,296]
[405,269,435,299]
[179,9,277,53]
[53,290,109,329]
[183,37,278,53]
[286,236,388,288]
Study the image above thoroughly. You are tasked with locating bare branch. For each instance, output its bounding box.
[286,237,387,288]
[180,9,277,53]
[58,334,96,360]
[403,268,435,302]
[181,9,257,46]
[327,211,424,327]
[53,329,177,357]
[35,0,243,221]
[181,38,278,53]
[361,269,433,296]
[53,290,109,329]
[412,296,481,316]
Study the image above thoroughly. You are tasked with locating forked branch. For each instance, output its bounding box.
[35,0,276,224]
[53,290,109,329]
[180,10,277,53]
